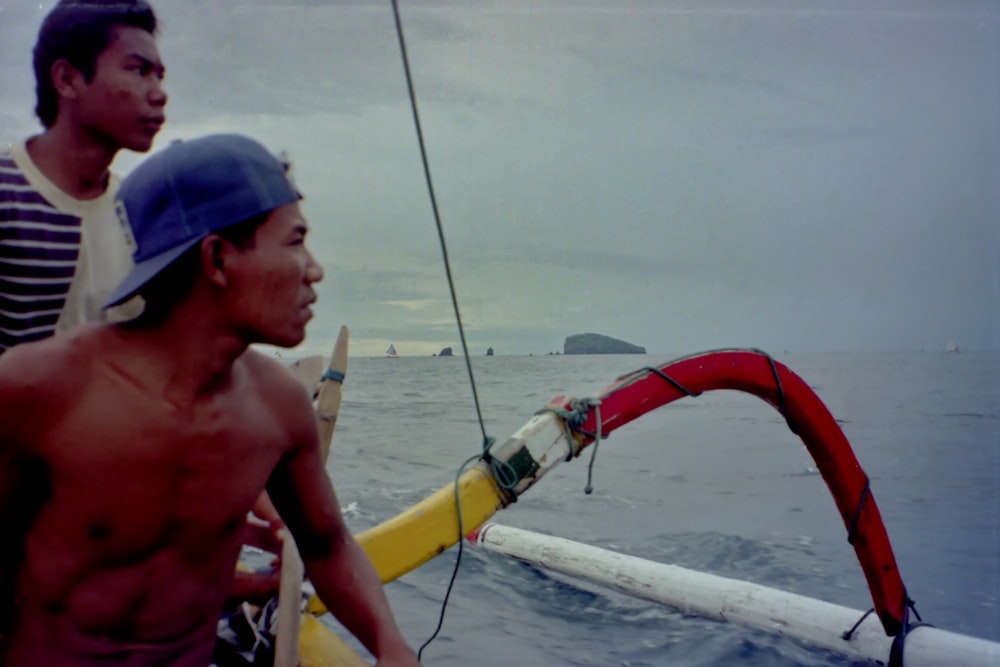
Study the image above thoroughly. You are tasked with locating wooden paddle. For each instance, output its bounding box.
[314,327,349,465]
[287,354,326,396]
[274,326,350,667]
[274,536,305,667]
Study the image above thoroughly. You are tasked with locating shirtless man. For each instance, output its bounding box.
[2,0,290,611]
[0,133,421,666]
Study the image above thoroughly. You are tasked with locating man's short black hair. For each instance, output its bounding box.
[33,0,159,128]
[132,213,270,327]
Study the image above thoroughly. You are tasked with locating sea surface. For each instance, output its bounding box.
[311,351,999,666]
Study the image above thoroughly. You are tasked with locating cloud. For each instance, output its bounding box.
[5,1,998,355]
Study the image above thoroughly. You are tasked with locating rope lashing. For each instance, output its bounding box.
[751,348,800,435]
[479,436,521,502]
[889,598,934,667]
[633,366,701,398]
[846,475,871,545]
[536,397,604,493]
[320,369,345,383]
[841,607,876,641]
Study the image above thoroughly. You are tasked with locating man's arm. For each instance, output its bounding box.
[265,389,419,666]
[0,404,24,634]
[0,344,61,634]
[228,568,282,607]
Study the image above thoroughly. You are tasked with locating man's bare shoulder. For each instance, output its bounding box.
[239,350,316,419]
[237,351,322,458]
[0,325,104,391]
[0,325,106,441]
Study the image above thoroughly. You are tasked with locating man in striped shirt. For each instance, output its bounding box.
[0,0,167,351]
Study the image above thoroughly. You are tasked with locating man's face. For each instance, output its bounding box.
[74,25,167,152]
[224,203,325,348]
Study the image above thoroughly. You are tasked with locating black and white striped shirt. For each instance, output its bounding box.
[0,150,81,349]
[0,143,138,352]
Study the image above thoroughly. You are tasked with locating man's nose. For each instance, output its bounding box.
[305,249,324,285]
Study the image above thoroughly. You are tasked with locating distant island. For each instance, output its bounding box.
[564,333,645,355]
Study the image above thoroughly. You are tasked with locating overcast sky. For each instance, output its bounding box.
[2,1,997,357]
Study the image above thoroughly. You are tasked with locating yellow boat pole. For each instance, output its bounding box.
[307,405,585,616]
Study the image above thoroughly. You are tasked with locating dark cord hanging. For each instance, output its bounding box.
[389,0,496,659]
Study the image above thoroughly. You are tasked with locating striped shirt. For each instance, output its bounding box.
[0,142,140,351]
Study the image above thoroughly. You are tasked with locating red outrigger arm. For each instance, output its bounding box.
[546,349,908,636]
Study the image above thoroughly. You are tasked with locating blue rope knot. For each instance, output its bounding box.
[536,397,600,461]
[535,397,605,494]
[562,397,599,429]
[321,369,345,383]
[545,397,602,440]
[480,436,519,494]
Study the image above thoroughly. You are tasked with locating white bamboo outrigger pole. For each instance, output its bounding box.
[474,523,1000,667]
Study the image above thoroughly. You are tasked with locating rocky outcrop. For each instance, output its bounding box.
[438,346,454,357]
[563,333,645,355]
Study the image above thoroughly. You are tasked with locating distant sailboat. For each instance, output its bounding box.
[945,340,960,353]
[386,343,398,358]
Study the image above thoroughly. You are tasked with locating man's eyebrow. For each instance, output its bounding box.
[127,53,166,75]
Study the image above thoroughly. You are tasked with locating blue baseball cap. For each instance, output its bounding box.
[104,133,301,308]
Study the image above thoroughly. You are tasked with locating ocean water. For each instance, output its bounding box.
[314,351,999,666]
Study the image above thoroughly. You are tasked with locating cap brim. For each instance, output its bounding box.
[103,235,205,309]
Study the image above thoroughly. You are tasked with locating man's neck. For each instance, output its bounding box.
[26,126,118,200]
[112,307,252,405]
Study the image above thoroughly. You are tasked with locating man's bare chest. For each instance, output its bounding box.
[27,384,288,550]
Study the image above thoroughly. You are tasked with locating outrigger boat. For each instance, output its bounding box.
[260,340,999,666]
[247,6,996,662]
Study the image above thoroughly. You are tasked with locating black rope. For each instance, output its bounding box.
[846,475,871,546]
[481,435,521,504]
[841,607,875,640]
[415,437,521,661]
[537,398,601,454]
[626,366,701,398]
[390,1,500,659]
[390,0,489,448]
[751,348,800,435]
[542,363,702,493]
[534,398,607,493]
[416,453,478,661]
[582,402,602,494]
[888,597,934,667]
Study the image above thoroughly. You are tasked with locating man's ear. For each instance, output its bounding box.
[201,235,230,288]
[50,59,84,100]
